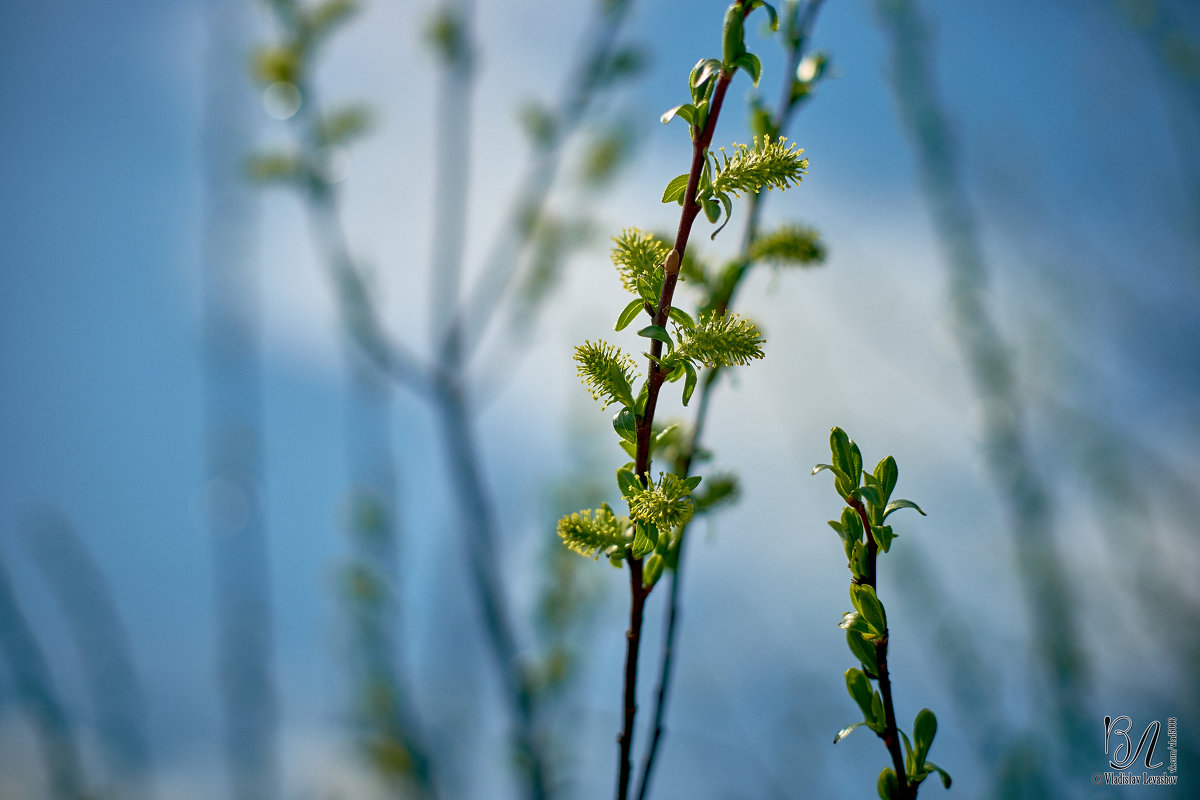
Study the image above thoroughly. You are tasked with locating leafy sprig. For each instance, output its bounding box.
[814,427,949,800]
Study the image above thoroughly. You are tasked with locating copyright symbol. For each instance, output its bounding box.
[1091,773,1103,786]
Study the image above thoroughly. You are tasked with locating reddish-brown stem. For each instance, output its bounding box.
[632,67,736,477]
[848,497,912,799]
[616,557,647,800]
[874,636,911,799]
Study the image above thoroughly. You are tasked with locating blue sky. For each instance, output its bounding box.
[1,1,1198,798]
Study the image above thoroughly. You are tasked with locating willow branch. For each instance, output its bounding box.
[636,5,827,796]
[616,11,746,799]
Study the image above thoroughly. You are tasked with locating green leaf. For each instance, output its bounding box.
[682,475,703,492]
[637,325,674,353]
[746,0,779,31]
[661,173,690,205]
[901,729,915,777]
[637,276,660,305]
[722,2,745,66]
[913,708,937,761]
[631,524,655,559]
[846,629,878,674]
[703,197,721,223]
[874,455,898,503]
[844,668,873,720]
[877,767,898,800]
[660,103,698,126]
[870,691,885,733]
[690,58,723,92]
[925,762,952,788]
[732,51,762,85]
[842,507,864,542]
[833,721,866,744]
[853,541,870,580]
[829,428,860,493]
[839,536,858,570]
[873,524,897,553]
[884,499,926,520]
[850,584,887,633]
[681,360,698,406]
[838,610,871,635]
[668,306,696,330]
[857,484,883,508]
[616,467,640,498]
[613,407,637,444]
[615,298,645,331]
[709,191,734,240]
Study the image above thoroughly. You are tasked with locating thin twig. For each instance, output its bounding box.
[616,557,648,800]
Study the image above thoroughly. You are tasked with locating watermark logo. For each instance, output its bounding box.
[1091,715,1179,787]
